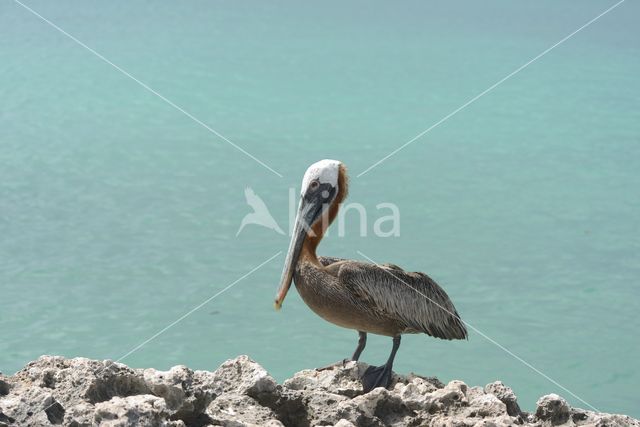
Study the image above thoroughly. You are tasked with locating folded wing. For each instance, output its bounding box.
[320,257,467,340]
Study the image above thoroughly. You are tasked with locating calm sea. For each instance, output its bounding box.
[1,0,638,416]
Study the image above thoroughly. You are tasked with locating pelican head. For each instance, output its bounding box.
[275,159,345,309]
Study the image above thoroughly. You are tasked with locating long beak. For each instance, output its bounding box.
[274,198,320,310]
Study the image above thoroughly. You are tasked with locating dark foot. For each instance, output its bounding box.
[316,358,350,371]
[361,364,393,393]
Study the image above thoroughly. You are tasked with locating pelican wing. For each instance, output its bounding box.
[329,259,467,340]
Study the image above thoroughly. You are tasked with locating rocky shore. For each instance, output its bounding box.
[0,355,637,427]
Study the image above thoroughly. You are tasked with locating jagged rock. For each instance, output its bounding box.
[535,394,571,425]
[424,379,468,413]
[283,361,368,398]
[142,365,217,424]
[0,377,10,396]
[569,409,640,427]
[468,394,507,417]
[466,385,486,402]
[143,367,190,411]
[342,387,414,426]
[485,381,522,417]
[392,376,440,411]
[206,393,282,427]
[93,395,176,426]
[301,389,350,426]
[404,373,445,390]
[211,355,277,399]
[0,355,638,427]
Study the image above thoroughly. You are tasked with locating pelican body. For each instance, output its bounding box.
[275,160,467,392]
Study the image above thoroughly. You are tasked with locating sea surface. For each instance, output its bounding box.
[1,0,639,417]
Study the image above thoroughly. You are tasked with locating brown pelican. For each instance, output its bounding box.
[275,159,467,392]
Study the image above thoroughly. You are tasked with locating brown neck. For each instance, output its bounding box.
[301,164,349,264]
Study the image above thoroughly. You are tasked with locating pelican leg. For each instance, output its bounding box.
[317,331,368,371]
[351,331,367,361]
[361,335,401,393]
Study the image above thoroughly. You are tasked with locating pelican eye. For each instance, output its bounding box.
[321,190,330,199]
[309,180,320,191]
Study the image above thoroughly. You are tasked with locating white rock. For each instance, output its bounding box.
[93,394,172,427]
[469,393,508,417]
[1,355,639,427]
[211,355,277,398]
[485,381,521,416]
[206,393,280,427]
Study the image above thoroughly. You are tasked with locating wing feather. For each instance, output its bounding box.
[334,260,467,340]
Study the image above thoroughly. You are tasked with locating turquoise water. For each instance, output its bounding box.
[1,0,639,417]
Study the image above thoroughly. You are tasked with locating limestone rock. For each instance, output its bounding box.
[468,393,507,417]
[93,395,174,427]
[283,361,367,398]
[211,355,277,399]
[206,393,282,427]
[0,355,638,427]
[535,393,571,425]
[142,365,217,424]
[485,381,522,417]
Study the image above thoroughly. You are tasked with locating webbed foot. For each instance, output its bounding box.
[361,364,393,393]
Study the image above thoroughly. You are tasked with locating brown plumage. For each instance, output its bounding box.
[295,256,467,339]
[275,160,467,392]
